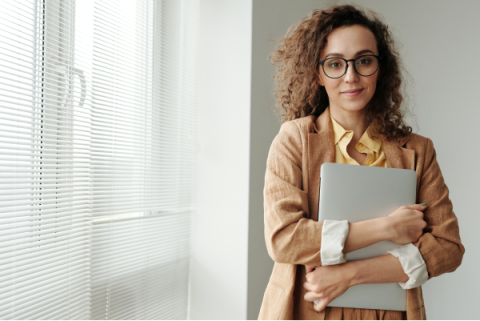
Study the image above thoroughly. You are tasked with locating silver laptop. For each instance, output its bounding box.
[317,163,417,311]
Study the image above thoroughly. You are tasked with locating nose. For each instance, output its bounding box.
[344,61,359,83]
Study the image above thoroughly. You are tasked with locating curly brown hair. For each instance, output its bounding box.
[270,4,412,140]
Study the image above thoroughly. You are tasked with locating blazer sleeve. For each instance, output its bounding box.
[264,121,324,266]
[414,138,465,279]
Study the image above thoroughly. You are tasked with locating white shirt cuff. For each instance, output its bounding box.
[320,220,349,265]
[387,243,429,289]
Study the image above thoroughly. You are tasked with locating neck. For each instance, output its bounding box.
[329,105,368,142]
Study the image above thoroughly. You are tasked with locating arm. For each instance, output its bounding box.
[264,121,323,265]
[343,204,426,253]
[349,253,409,285]
[304,253,409,312]
[343,217,391,254]
[412,138,465,279]
[320,204,428,266]
[319,217,393,266]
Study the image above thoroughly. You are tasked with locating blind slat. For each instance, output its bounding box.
[0,0,196,318]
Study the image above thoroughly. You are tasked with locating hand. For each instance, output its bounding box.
[305,265,317,273]
[386,204,428,244]
[303,263,355,312]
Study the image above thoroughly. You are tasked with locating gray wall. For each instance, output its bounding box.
[247,0,480,319]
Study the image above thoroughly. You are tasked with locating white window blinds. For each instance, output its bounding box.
[0,0,197,319]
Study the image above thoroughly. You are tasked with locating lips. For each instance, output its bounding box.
[341,88,363,97]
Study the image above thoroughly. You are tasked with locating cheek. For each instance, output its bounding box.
[367,78,378,96]
[361,76,378,97]
[317,67,326,86]
[323,79,341,97]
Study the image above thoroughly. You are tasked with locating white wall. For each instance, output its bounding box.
[189,0,252,319]
[248,0,480,319]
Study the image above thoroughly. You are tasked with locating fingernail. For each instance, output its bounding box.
[420,202,427,206]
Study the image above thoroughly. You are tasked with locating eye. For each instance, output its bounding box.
[357,56,372,65]
[327,59,344,69]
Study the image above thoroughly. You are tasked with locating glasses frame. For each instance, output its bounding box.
[318,55,383,79]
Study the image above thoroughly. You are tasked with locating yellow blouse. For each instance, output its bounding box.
[330,113,387,167]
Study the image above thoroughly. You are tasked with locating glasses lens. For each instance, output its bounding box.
[355,55,379,76]
[323,58,347,78]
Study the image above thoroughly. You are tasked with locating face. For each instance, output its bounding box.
[318,25,380,114]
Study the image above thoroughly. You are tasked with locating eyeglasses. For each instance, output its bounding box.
[318,55,382,79]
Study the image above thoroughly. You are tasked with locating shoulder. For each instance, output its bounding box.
[405,133,434,155]
[404,133,437,169]
[276,116,316,139]
[268,116,316,163]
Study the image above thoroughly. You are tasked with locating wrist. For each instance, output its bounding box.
[345,260,360,287]
[380,216,394,241]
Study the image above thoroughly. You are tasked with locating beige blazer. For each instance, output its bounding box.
[259,108,465,320]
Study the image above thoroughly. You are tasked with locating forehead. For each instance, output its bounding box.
[321,25,378,57]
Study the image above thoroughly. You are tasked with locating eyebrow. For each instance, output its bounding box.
[324,49,375,59]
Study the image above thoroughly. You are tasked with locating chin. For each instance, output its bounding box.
[337,100,369,113]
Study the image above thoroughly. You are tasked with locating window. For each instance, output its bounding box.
[0,0,197,318]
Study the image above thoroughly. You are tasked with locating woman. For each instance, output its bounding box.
[260,5,465,320]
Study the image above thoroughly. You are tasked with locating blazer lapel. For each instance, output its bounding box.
[307,110,335,221]
[383,136,415,171]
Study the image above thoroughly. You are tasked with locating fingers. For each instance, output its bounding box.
[304,289,330,313]
[412,209,424,219]
[314,298,329,312]
[304,290,322,302]
[305,265,317,274]
[403,203,427,211]
[305,270,316,283]
[303,281,317,292]
[303,281,333,313]
[304,283,329,312]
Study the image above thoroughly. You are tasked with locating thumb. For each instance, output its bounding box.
[314,298,329,312]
